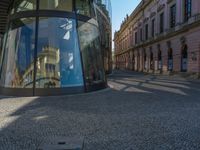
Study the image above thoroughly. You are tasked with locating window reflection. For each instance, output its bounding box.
[39,0,72,11]
[36,17,83,88]
[76,0,95,17]
[78,20,105,85]
[0,18,35,88]
[11,0,36,14]
[95,0,112,21]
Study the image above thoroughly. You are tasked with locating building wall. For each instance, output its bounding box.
[114,0,200,76]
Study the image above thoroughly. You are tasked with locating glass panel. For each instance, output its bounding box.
[11,0,36,14]
[0,33,7,80]
[78,20,105,86]
[96,0,112,21]
[96,8,112,73]
[36,17,83,88]
[39,0,72,11]
[0,18,35,88]
[76,0,95,17]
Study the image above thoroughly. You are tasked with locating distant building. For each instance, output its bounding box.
[114,0,200,77]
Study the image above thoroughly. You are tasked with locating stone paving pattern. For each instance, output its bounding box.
[0,70,200,150]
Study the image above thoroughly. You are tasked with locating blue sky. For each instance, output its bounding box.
[111,0,141,47]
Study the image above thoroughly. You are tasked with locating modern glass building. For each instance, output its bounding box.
[0,0,112,96]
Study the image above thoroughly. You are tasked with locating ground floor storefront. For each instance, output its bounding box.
[115,26,200,77]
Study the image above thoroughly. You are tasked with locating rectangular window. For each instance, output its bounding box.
[151,19,155,37]
[170,4,176,28]
[145,24,148,40]
[135,32,137,44]
[160,13,164,33]
[184,0,192,21]
[140,28,143,42]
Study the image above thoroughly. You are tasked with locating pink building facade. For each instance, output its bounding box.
[114,0,200,76]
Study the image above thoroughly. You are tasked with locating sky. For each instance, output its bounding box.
[111,0,141,48]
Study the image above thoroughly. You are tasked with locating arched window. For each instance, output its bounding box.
[158,49,162,70]
[168,48,173,71]
[132,53,135,70]
[158,50,162,61]
[182,44,188,59]
[144,52,147,62]
[150,50,154,70]
[144,51,147,70]
[150,51,153,61]
[168,48,173,59]
[181,44,188,72]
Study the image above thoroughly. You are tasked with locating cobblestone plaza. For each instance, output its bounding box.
[0,70,200,149]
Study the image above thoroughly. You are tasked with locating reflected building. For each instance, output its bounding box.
[0,0,112,96]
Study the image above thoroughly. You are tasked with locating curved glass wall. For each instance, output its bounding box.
[0,0,112,96]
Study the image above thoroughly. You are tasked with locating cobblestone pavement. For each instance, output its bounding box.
[0,70,200,150]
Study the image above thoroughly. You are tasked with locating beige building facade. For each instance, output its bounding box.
[114,0,200,76]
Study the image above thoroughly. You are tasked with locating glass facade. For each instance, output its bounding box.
[78,20,105,86]
[0,0,112,96]
[0,18,35,88]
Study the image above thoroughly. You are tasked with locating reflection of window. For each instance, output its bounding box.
[40,0,72,11]
[45,64,56,72]
[76,0,94,17]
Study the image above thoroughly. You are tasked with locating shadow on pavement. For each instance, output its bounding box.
[0,71,200,150]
